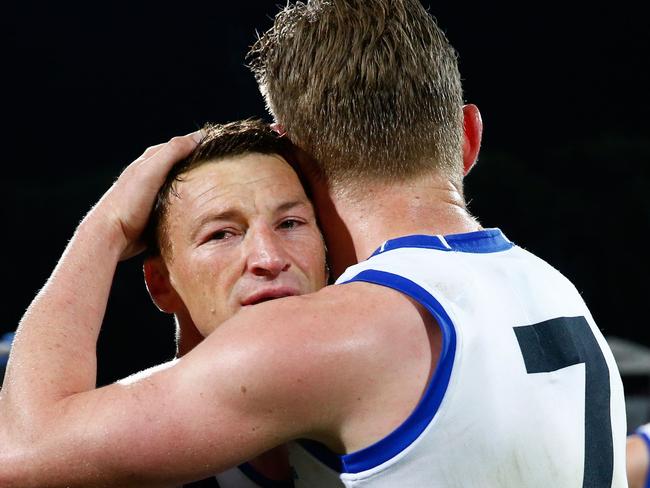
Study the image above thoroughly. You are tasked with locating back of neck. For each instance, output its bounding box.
[314,174,482,278]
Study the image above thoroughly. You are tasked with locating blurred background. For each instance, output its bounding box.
[2,2,648,430]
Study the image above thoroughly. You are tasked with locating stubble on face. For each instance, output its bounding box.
[159,154,328,337]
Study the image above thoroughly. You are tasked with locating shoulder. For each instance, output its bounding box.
[190,282,437,444]
[239,282,433,365]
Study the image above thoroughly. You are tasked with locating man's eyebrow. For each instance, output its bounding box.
[275,199,311,214]
[189,200,312,241]
[189,209,241,241]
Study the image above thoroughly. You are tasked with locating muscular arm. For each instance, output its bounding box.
[1,135,201,410]
[1,279,429,488]
[1,294,342,487]
[0,135,206,485]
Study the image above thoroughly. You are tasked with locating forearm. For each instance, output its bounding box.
[3,134,201,405]
[1,209,123,417]
[0,133,202,486]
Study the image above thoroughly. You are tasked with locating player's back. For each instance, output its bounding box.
[289,229,627,487]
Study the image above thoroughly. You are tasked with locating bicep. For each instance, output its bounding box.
[22,296,349,488]
[36,337,305,487]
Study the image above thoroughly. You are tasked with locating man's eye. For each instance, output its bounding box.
[210,230,233,241]
[278,219,302,230]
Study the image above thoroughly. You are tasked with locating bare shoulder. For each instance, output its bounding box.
[191,281,440,451]
[213,281,434,368]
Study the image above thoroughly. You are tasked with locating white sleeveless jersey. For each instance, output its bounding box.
[288,229,627,488]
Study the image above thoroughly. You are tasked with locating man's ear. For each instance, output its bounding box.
[462,104,483,176]
[143,256,183,313]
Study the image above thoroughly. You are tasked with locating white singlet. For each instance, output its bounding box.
[288,229,627,487]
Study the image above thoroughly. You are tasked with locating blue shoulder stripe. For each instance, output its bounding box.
[301,270,457,474]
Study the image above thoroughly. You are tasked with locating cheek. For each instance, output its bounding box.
[172,249,246,304]
[172,267,228,308]
[185,278,239,331]
[293,238,328,282]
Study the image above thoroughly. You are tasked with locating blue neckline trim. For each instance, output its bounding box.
[301,270,457,474]
[370,228,512,258]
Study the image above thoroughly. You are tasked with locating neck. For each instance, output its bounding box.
[313,173,482,279]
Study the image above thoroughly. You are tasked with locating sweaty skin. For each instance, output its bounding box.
[149,154,327,338]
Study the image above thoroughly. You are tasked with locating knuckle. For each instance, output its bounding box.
[168,135,193,152]
[167,136,184,148]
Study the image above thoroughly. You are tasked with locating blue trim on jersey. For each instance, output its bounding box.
[635,430,650,488]
[237,462,294,487]
[301,270,457,474]
[370,228,512,258]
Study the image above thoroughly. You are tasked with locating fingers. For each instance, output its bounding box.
[189,129,205,144]
[140,131,202,175]
[135,130,204,164]
[136,143,167,162]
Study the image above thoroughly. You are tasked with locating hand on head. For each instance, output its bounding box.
[92,131,202,261]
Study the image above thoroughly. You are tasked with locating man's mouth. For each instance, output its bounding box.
[241,288,299,306]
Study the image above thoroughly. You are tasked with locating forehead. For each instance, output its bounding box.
[167,153,310,219]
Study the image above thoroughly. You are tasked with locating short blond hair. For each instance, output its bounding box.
[248,0,465,187]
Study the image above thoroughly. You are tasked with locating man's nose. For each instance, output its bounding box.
[245,227,291,278]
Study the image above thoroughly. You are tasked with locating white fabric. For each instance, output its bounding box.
[289,230,627,487]
[637,423,650,437]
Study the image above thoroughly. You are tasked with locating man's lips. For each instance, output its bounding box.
[240,287,300,306]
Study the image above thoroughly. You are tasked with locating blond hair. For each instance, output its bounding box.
[248,0,465,187]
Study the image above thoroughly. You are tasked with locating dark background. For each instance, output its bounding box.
[2,2,648,386]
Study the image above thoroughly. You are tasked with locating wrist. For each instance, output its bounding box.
[77,206,130,262]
